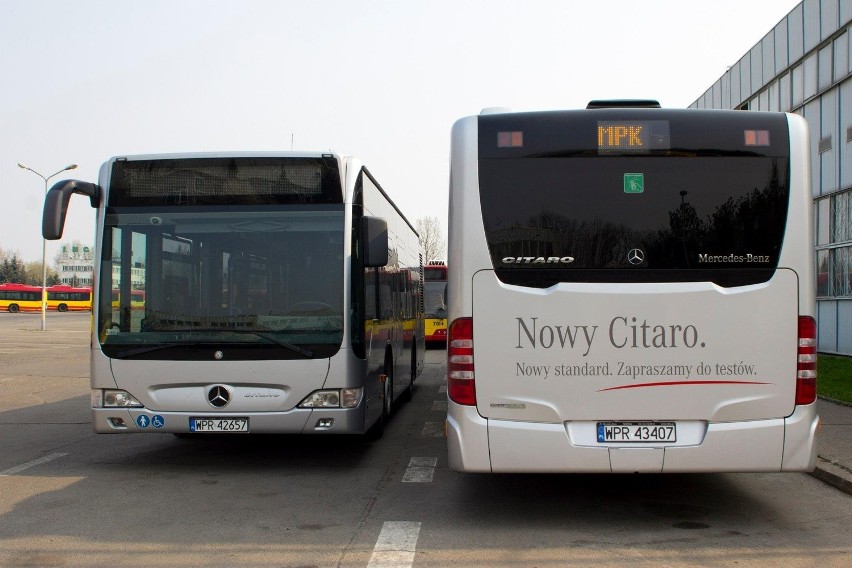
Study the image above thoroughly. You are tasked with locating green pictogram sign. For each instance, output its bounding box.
[624,173,644,194]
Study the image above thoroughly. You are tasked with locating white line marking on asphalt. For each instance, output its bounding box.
[438,385,447,393]
[0,453,68,476]
[431,400,447,411]
[402,457,438,483]
[367,521,421,568]
[421,422,445,437]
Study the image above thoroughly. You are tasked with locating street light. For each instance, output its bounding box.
[17,162,78,331]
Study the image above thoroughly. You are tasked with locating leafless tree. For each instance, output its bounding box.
[415,216,446,263]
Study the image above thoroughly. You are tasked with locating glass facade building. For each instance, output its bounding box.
[692,0,852,355]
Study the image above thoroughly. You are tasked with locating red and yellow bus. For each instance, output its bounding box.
[0,283,43,313]
[0,283,92,313]
[111,289,146,310]
[47,284,93,312]
[424,261,448,345]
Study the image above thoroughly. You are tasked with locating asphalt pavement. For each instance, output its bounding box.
[813,397,852,495]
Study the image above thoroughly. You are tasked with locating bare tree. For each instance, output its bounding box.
[415,216,446,263]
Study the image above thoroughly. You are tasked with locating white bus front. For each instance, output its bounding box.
[77,154,370,435]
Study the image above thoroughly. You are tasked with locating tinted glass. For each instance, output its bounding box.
[109,156,342,206]
[99,205,345,360]
[478,109,791,288]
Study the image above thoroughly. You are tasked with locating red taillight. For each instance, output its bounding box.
[448,317,476,405]
[796,316,817,405]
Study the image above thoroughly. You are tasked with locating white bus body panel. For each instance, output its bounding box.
[446,112,818,473]
[473,271,798,423]
[109,357,329,413]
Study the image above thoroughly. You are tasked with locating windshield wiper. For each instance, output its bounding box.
[158,327,314,358]
[113,343,186,359]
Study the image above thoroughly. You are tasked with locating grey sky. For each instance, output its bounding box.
[1,0,800,262]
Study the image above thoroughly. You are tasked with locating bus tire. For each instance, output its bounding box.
[58,304,68,312]
[383,357,394,418]
[401,345,415,403]
[365,357,394,441]
[8,304,18,313]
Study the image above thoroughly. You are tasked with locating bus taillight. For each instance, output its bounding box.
[448,317,476,406]
[796,316,817,405]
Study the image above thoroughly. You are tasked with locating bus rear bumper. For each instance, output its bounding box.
[448,401,819,473]
[92,405,370,435]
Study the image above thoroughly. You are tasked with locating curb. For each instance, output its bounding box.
[810,457,852,496]
[817,395,852,408]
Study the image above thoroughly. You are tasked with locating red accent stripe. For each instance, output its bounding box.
[598,380,770,392]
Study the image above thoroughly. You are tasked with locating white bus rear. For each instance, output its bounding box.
[447,103,818,473]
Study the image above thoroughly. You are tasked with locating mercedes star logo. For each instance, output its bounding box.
[207,385,230,408]
[627,248,645,265]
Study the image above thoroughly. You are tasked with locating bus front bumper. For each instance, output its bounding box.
[92,405,369,435]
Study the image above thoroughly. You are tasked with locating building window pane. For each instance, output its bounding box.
[804,53,818,99]
[792,65,804,107]
[769,81,780,111]
[818,197,831,245]
[819,45,833,91]
[842,247,852,296]
[836,32,850,82]
[780,73,792,111]
[834,191,851,242]
[759,90,769,111]
[740,54,752,103]
[818,249,830,296]
[832,247,849,296]
[804,0,821,52]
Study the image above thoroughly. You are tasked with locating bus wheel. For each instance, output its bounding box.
[365,363,393,442]
[58,304,68,312]
[401,346,415,403]
[382,364,394,418]
[8,304,18,313]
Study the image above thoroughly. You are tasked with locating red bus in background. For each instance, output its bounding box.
[0,283,42,313]
[47,284,93,312]
[0,283,92,313]
[424,261,448,345]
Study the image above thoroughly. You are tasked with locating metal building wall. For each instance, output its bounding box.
[691,0,852,356]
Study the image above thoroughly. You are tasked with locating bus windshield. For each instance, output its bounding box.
[99,156,346,360]
[100,206,345,360]
[424,280,447,319]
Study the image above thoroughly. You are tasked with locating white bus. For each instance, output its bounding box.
[447,102,819,473]
[43,153,424,438]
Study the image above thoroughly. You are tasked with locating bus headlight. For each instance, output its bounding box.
[340,387,363,408]
[99,389,144,408]
[299,388,363,409]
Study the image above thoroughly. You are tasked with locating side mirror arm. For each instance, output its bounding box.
[42,179,100,240]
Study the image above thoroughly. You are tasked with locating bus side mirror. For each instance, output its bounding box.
[43,180,100,240]
[362,216,389,267]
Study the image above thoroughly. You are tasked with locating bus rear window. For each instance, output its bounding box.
[478,155,789,288]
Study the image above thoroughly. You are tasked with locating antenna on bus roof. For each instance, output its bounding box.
[586,99,661,109]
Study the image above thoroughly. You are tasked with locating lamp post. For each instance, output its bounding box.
[16,162,78,331]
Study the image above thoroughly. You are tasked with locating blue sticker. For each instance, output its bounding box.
[136,415,150,429]
[152,415,165,429]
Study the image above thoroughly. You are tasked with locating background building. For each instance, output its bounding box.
[692,0,852,356]
[56,243,93,287]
